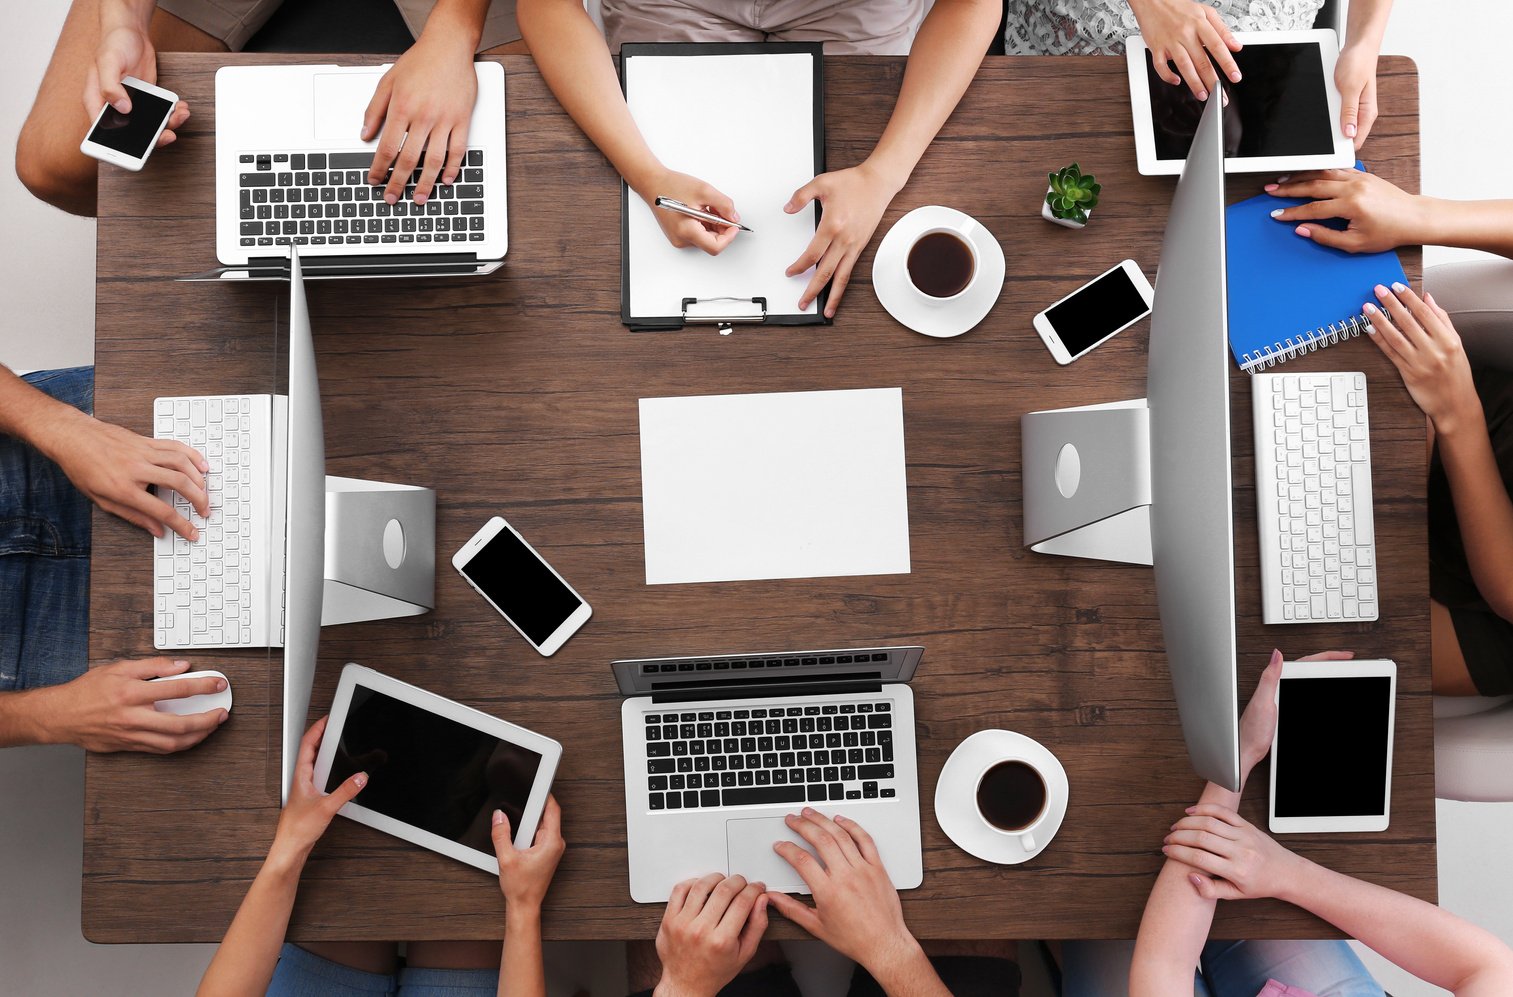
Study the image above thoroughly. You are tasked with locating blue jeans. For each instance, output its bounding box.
[0,367,93,692]
[1062,939,1384,997]
[266,944,500,997]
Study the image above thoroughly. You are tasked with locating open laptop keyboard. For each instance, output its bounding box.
[237,149,488,249]
[644,701,896,811]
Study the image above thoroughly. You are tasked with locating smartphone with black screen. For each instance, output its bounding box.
[452,516,592,656]
[79,76,178,171]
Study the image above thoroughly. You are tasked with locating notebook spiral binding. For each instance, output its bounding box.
[1238,311,1372,374]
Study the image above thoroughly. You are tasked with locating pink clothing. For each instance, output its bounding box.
[1258,980,1321,997]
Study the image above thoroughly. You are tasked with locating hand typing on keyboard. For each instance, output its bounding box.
[647,873,770,996]
[361,28,481,205]
[28,386,207,540]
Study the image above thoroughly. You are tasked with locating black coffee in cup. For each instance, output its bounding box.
[906,231,975,298]
[975,760,1047,831]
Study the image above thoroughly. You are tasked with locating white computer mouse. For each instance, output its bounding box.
[150,669,233,716]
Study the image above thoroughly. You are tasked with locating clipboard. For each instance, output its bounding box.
[618,42,828,331]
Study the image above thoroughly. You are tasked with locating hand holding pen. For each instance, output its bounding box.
[641,169,746,256]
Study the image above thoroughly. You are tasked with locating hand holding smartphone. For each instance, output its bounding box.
[453,517,592,656]
[1034,259,1154,364]
[80,76,179,171]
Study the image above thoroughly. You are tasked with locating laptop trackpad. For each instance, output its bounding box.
[725,817,819,894]
[313,72,384,144]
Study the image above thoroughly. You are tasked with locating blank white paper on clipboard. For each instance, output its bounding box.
[624,50,820,323]
[638,388,911,585]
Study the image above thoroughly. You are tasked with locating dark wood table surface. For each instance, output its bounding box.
[85,53,1431,943]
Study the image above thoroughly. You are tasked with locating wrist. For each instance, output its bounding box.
[417,14,483,56]
[653,978,708,997]
[1273,852,1319,906]
[100,0,155,32]
[505,900,542,926]
[264,841,313,879]
[859,154,910,199]
[862,934,930,989]
[0,688,54,748]
[1431,394,1486,441]
[8,393,86,467]
[625,160,670,204]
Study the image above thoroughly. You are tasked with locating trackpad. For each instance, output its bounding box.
[313,72,385,144]
[725,817,819,895]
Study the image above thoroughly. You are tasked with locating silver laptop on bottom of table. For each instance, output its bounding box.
[615,646,925,903]
[198,62,508,280]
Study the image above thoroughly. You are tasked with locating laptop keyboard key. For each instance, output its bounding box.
[721,786,804,807]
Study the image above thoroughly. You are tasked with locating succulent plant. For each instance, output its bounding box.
[1046,163,1101,224]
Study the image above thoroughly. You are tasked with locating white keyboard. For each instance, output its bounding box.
[152,395,284,649]
[1253,372,1379,624]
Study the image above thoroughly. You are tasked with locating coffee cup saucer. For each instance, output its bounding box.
[934,729,1070,866]
[871,205,1004,339]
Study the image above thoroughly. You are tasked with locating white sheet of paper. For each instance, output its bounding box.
[624,52,818,320]
[639,388,911,585]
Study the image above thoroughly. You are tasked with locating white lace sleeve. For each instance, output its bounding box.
[1003,0,1327,56]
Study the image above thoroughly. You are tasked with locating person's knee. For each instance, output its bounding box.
[16,117,96,216]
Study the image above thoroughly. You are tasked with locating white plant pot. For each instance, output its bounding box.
[1043,187,1090,229]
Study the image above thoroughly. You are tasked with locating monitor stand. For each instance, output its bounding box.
[1021,399,1153,566]
[321,475,436,626]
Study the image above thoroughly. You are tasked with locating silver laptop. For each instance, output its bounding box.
[207,63,508,280]
[615,646,925,903]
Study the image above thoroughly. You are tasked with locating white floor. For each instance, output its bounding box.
[2,2,1510,995]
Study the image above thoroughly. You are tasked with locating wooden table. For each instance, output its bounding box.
[85,53,1432,943]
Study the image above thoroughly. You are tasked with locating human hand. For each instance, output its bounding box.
[39,407,208,540]
[270,716,367,865]
[1334,41,1381,149]
[82,25,190,147]
[1364,282,1482,435]
[1238,649,1354,777]
[363,33,479,204]
[784,162,899,317]
[636,168,741,256]
[765,810,924,982]
[491,795,565,916]
[39,657,227,753]
[1265,169,1427,254]
[653,874,769,997]
[1128,0,1242,100]
[1163,803,1311,902]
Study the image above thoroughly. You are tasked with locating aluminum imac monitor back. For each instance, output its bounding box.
[281,248,325,802]
[1146,94,1242,791]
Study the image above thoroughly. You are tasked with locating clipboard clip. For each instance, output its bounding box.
[682,297,768,336]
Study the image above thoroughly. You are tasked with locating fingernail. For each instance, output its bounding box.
[1277,175,1290,183]
[1345,124,1357,137]
[1374,285,1390,297]
[1392,282,1408,293]
[802,807,814,816]
[1198,90,1209,101]
[1264,183,1278,192]
[1161,846,1171,854]
[1425,292,1436,306]
[1230,71,1242,83]
[354,772,368,788]
[1295,226,1312,238]
[216,678,227,691]
[191,528,200,541]
[1184,806,1196,814]
[218,710,228,723]
[385,194,397,205]
[415,194,427,205]
[492,809,504,826]
[174,660,189,668]
[1189,874,1205,889]
[1269,208,1283,219]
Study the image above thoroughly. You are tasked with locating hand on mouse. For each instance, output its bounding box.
[765,810,933,989]
[18,657,227,753]
[653,873,769,997]
[491,794,565,917]
[269,716,368,867]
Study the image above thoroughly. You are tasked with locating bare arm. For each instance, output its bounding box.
[490,798,564,997]
[0,365,76,447]
[500,907,545,997]
[1420,198,1513,261]
[1335,0,1393,146]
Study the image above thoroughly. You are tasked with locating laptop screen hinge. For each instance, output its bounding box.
[651,678,884,704]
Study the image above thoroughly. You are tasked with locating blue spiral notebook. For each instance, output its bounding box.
[1225,189,1407,373]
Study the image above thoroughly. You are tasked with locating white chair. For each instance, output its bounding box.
[1425,260,1513,802]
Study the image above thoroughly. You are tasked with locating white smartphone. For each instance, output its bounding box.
[1033,259,1154,365]
[452,516,592,657]
[79,76,178,171]
[1269,658,1397,834]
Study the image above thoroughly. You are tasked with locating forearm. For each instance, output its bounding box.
[99,0,159,31]
[1343,0,1392,50]
[867,938,953,997]
[864,0,999,192]
[196,850,306,997]
[1282,860,1513,993]
[1417,198,1513,260]
[516,0,661,195]
[1129,780,1241,997]
[1438,415,1513,619]
[417,0,489,52]
[0,689,51,748]
[0,366,85,461]
[498,907,545,997]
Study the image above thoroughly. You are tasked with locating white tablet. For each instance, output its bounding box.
[314,664,562,873]
[1126,30,1355,176]
[1269,658,1396,834]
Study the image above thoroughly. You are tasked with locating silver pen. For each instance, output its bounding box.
[654,196,754,233]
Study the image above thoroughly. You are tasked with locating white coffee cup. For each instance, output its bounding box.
[973,756,1053,853]
[905,223,979,304]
